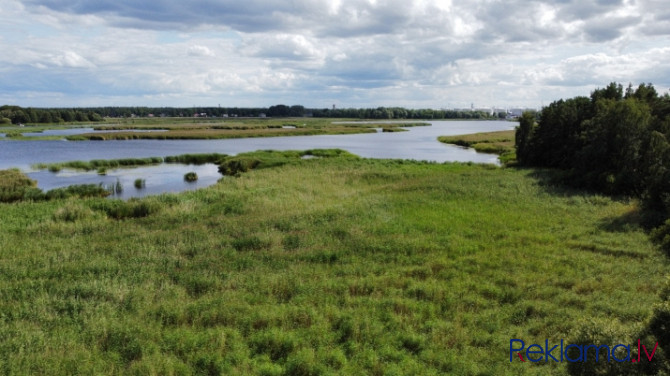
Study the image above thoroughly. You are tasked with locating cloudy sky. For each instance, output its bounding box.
[1,0,669,109]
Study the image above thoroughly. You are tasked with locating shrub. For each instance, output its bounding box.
[0,169,40,202]
[218,157,261,176]
[184,172,198,182]
[134,178,146,189]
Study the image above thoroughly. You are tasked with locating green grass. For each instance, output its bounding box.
[0,153,667,375]
[439,130,516,164]
[33,154,228,172]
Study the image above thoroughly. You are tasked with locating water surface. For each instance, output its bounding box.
[0,120,515,198]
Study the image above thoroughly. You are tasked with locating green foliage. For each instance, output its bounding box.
[515,82,670,238]
[45,184,111,200]
[0,169,39,202]
[184,172,198,182]
[439,130,516,164]
[515,111,536,164]
[218,149,357,176]
[134,178,145,189]
[35,157,164,172]
[575,98,651,194]
[164,153,227,164]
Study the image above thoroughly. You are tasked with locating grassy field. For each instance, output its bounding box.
[0,152,667,375]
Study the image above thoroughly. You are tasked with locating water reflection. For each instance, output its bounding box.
[28,163,221,199]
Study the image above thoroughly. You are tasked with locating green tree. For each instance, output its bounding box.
[514,111,536,164]
[576,98,651,193]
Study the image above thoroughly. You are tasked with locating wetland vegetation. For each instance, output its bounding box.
[1,85,669,374]
[1,149,668,375]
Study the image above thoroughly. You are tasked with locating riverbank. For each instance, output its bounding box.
[0,152,666,375]
[438,130,516,164]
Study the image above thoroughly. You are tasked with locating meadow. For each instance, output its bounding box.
[0,150,667,375]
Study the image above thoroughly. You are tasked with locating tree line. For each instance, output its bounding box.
[515,82,670,252]
[0,106,104,125]
[1,104,507,125]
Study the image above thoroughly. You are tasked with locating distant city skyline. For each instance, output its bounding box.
[1,0,669,109]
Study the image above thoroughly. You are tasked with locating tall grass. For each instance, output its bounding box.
[0,154,667,375]
[33,153,226,172]
[0,168,39,202]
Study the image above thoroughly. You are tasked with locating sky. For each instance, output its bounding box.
[1,0,669,109]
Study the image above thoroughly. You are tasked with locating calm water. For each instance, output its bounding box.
[0,120,515,198]
[29,163,221,199]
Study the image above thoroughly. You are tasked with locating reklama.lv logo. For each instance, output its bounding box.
[510,339,659,363]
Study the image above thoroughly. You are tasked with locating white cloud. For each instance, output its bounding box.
[0,0,669,108]
[187,45,215,57]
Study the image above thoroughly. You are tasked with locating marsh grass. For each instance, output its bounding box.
[0,153,668,375]
[0,168,39,202]
[439,130,517,164]
[67,126,376,140]
[34,153,227,172]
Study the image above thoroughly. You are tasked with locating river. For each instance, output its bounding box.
[0,120,515,198]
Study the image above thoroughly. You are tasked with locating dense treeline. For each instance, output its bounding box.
[311,107,506,119]
[516,83,670,375]
[0,105,104,125]
[1,104,506,125]
[516,82,670,217]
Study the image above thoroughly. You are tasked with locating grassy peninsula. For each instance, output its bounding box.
[0,151,667,375]
[1,117,429,141]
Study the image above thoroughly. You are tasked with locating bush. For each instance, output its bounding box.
[218,157,261,176]
[184,172,198,182]
[0,169,40,202]
[134,178,146,189]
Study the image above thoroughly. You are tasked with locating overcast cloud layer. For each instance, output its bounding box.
[1,0,669,108]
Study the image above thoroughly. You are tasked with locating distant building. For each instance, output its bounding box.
[259,113,266,118]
